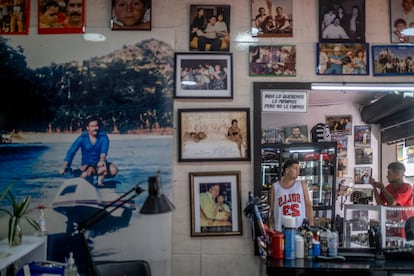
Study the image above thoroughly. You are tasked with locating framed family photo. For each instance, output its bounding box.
[372,45,414,76]
[325,115,352,135]
[189,4,230,51]
[174,52,233,99]
[111,0,151,30]
[0,0,30,34]
[318,0,365,43]
[251,0,293,37]
[38,0,85,34]
[249,45,296,76]
[316,43,369,75]
[178,108,250,162]
[389,0,414,43]
[190,171,242,237]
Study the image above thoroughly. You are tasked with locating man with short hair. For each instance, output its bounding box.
[63,0,83,28]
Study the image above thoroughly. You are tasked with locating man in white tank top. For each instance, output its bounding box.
[269,159,314,231]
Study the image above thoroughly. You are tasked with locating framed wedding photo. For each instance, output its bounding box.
[249,45,296,76]
[1,0,30,35]
[174,52,233,99]
[38,0,85,34]
[111,0,151,30]
[178,108,250,162]
[318,0,365,43]
[251,0,293,37]
[372,45,414,76]
[316,43,369,75]
[389,0,414,43]
[190,171,242,237]
[189,4,230,51]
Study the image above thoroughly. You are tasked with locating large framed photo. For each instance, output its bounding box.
[189,4,230,51]
[318,0,365,43]
[251,0,293,37]
[111,0,151,30]
[1,0,30,34]
[38,0,85,34]
[174,52,233,99]
[317,43,369,75]
[372,45,414,76]
[178,108,250,162]
[389,0,414,43]
[190,171,242,237]
[249,45,296,76]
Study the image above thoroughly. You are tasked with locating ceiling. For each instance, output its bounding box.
[308,90,388,107]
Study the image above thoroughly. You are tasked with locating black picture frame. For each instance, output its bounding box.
[372,45,414,76]
[317,43,369,75]
[174,52,233,99]
[178,108,250,162]
[318,0,365,43]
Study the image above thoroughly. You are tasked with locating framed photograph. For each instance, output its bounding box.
[251,0,293,37]
[372,45,414,76]
[261,128,284,144]
[0,0,30,34]
[354,166,372,184]
[325,115,352,135]
[189,4,230,51]
[355,147,373,165]
[111,0,151,30]
[318,0,365,42]
[178,108,250,162]
[174,52,233,99]
[337,157,348,177]
[354,125,371,147]
[317,43,369,75]
[283,125,309,143]
[38,0,85,34]
[190,171,242,237]
[331,134,348,157]
[389,0,414,43]
[249,45,296,76]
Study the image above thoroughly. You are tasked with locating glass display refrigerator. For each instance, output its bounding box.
[258,142,337,228]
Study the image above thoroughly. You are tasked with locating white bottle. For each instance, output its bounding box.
[39,209,47,236]
[328,230,338,256]
[295,235,304,258]
[64,252,78,276]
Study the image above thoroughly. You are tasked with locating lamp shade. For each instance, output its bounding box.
[140,176,175,214]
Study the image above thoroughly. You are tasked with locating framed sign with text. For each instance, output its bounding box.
[261,90,307,113]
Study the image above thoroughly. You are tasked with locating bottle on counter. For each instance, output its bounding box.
[38,209,47,236]
[295,235,304,258]
[64,252,78,276]
[328,230,338,256]
[282,215,296,260]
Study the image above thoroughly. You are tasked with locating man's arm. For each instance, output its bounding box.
[302,180,314,226]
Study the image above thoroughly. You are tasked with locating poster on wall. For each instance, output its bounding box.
[0,0,30,34]
[0,28,174,275]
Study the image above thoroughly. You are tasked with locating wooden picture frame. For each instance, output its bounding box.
[251,0,293,37]
[174,52,233,99]
[0,0,30,34]
[189,4,230,52]
[111,0,151,30]
[190,171,242,237]
[38,0,85,34]
[249,45,296,76]
[316,43,369,75]
[178,108,250,162]
[372,45,414,76]
[389,0,414,43]
[318,0,365,43]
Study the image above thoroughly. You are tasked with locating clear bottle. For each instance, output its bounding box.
[328,230,338,256]
[38,209,47,236]
[64,252,78,276]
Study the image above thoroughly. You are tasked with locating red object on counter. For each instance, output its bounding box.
[271,231,284,259]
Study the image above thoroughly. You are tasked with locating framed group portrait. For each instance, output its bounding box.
[111,0,151,30]
[189,4,230,52]
[316,43,369,75]
[190,171,242,237]
[372,45,414,76]
[318,0,365,43]
[389,0,414,43]
[38,0,85,34]
[251,0,293,38]
[0,0,30,34]
[249,45,296,76]
[177,108,250,162]
[174,52,233,99]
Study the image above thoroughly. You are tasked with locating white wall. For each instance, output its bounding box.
[22,0,412,276]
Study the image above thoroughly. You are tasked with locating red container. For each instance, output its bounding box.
[271,231,284,259]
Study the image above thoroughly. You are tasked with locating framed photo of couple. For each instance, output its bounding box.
[189,171,242,237]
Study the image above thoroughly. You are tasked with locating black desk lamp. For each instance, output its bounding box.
[76,172,175,276]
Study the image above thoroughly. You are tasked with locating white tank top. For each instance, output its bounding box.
[272,179,307,231]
